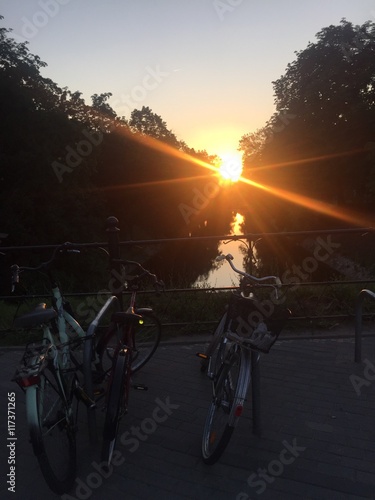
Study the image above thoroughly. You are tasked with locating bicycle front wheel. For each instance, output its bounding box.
[26,368,76,494]
[200,312,227,373]
[202,346,250,465]
[101,349,130,466]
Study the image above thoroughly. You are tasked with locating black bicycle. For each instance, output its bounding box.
[97,258,163,466]
[197,254,290,464]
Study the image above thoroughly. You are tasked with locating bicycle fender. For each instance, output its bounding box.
[229,348,251,426]
[26,385,44,455]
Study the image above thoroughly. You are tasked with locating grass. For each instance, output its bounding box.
[1,282,375,346]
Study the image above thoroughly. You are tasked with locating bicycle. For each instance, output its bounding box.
[98,258,163,467]
[197,253,290,464]
[10,243,116,494]
[10,222,163,488]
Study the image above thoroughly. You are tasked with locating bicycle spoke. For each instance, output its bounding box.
[23,368,77,495]
[202,348,242,464]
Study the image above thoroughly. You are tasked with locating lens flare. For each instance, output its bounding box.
[93,119,372,227]
[218,152,243,182]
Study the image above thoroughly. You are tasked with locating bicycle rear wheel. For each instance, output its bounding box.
[202,346,250,464]
[26,367,76,494]
[101,349,130,466]
[132,309,161,372]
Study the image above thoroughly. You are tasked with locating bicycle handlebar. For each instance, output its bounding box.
[216,253,282,287]
[111,258,164,292]
[11,242,164,297]
[10,242,84,292]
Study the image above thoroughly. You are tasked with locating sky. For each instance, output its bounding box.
[2,0,375,157]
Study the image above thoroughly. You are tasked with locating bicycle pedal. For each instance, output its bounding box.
[196,352,208,360]
[133,384,148,391]
[93,386,105,397]
[74,386,96,409]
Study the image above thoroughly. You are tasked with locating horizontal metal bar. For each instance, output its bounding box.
[2,279,375,302]
[3,313,374,337]
[1,227,374,252]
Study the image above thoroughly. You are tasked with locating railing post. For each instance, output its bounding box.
[106,216,123,306]
[251,350,261,436]
[355,292,363,363]
[355,289,375,363]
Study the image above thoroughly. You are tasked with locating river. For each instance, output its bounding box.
[194,213,247,288]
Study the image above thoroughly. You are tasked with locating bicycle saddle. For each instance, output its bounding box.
[13,303,57,329]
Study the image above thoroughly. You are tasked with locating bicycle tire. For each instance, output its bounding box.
[202,346,251,464]
[99,311,161,374]
[101,349,130,466]
[26,368,76,494]
[82,333,98,444]
[132,309,161,372]
[200,312,228,373]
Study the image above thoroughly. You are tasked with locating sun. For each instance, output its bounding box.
[217,152,243,182]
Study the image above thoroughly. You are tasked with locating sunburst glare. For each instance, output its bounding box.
[104,123,372,227]
[217,152,243,182]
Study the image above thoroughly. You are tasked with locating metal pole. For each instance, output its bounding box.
[355,292,363,363]
[251,350,261,436]
[106,216,123,308]
[355,289,375,363]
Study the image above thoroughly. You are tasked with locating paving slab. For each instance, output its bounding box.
[0,332,375,500]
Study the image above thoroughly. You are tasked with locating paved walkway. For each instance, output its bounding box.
[1,331,375,500]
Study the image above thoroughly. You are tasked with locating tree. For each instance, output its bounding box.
[129,106,180,147]
[0,19,105,244]
[239,19,375,230]
[0,17,234,286]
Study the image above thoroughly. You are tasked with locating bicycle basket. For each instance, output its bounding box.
[227,292,291,353]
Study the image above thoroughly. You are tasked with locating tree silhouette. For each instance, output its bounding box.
[129,106,180,148]
[0,16,236,285]
[240,19,375,230]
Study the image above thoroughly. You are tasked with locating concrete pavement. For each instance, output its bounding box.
[0,330,375,500]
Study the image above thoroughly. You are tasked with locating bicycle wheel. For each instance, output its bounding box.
[26,367,76,494]
[101,348,130,466]
[202,345,250,464]
[200,312,228,373]
[132,309,161,372]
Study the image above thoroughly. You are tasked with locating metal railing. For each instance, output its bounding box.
[1,217,375,340]
[355,289,375,363]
